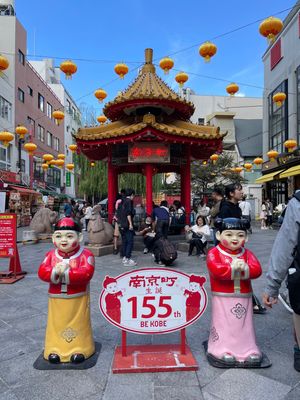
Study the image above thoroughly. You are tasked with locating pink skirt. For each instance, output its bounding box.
[207,295,261,362]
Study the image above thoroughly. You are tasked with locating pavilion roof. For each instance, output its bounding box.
[76,113,226,142]
[103,49,195,120]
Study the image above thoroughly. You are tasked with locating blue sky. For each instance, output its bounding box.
[16,0,295,113]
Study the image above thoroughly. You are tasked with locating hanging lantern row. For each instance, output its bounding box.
[210,154,219,164]
[273,92,286,107]
[66,163,74,171]
[60,60,77,79]
[15,125,28,139]
[52,110,65,125]
[259,16,283,44]
[0,131,14,147]
[244,163,253,171]
[267,150,279,162]
[199,41,217,62]
[94,88,107,103]
[175,71,189,87]
[69,144,77,153]
[114,63,129,79]
[159,57,174,74]
[226,83,239,96]
[42,163,49,171]
[284,139,297,152]
[57,153,66,160]
[43,154,54,163]
[97,115,107,124]
[24,142,37,156]
[253,157,263,165]
[0,54,9,75]
[234,166,243,173]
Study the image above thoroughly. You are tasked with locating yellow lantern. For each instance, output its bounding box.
[273,92,286,107]
[43,154,54,163]
[175,71,189,87]
[42,163,49,171]
[60,60,77,79]
[52,110,65,125]
[94,89,107,103]
[48,160,57,167]
[199,41,217,62]
[15,125,28,140]
[24,142,37,156]
[284,139,297,153]
[210,154,219,164]
[253,157,263,166]
[244,163,253,171]
[90,161,95,167]
[0,131,14,147]
[234,166,243,173]
[0,54,9,74]
[57,154,66,160]
[114,63,129,79]
[56,159,65,168]
[267,150,279,162]
[226,83,239,96]
[159,57,174,74]
[259,16,283,43]
[68,144,77,153]
[97,115,107,124]
[66,163,74,171]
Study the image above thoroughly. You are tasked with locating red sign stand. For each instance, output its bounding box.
[0,214,26,284]
[112,328,198,374]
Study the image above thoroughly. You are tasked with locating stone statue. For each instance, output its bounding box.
[30,207,57,234]
[88,205,113,245]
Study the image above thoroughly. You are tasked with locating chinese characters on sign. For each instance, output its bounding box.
[0,214,17,257]
[128,143,170,163]
[99,268,207,334]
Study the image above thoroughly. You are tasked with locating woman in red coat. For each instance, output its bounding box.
[206,218,262,366]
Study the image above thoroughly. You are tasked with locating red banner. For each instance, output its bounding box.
[0,214,17,257]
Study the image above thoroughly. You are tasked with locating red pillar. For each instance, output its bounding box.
[145,163,153,216]
[184,146,191,224]
[107,152,115,223]
[180,170,185,208]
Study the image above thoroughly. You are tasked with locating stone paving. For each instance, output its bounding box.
[0,227,299,399]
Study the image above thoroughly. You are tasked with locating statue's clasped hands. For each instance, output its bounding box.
[231,259,247,273]
[54,262,69,276]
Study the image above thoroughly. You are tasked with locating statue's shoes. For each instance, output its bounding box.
[70,353,85,364]
[48,353,61,364]
[221,353,236,363]
[245,353,262,364]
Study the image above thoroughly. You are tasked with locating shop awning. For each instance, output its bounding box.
[255,169,285,183]
[9,185,40,195]
[279,165,300,178]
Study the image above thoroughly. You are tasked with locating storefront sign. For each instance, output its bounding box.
[99,268,207,334]
[0,214,17,257]
[66,172,71,187]
[0,170,20,184]
[128,143,170,163]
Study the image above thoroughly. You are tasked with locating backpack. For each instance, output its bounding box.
[157,237,177,265]
[287,191,300,314]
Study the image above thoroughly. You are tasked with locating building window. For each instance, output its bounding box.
[72,106,76,118]
[33,161,43,180]
[38,93,45,112]
[198,118,205,125]
[0,144,12,171]
[53,137,60,151]
[47,131,53,147]
[27,117,35,137]
[18,88,25,103]
[18,49,25,65]
[66,99,71,114]
[27,86,33,96]
[47,102,53,119]
[47,167,61,187]
[0,95,12,122]
[268,80,288,153]
[38,125,45,142]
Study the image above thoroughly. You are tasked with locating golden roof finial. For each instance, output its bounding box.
[142,48,155,73]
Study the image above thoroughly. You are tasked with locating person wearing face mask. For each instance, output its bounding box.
[136,216,156,254]
[205,218,263,367]
[38,217,95,365]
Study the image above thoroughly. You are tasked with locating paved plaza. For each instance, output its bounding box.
[0,227,299,400]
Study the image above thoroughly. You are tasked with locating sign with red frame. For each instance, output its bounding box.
[99,268,207,334]
[128,143,170,163]
[0,213,17,257]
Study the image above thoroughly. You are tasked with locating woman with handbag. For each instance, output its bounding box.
[185,216,211,257]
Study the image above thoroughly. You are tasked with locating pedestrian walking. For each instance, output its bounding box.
[265,199,274,229]
[118,188,136,267]
[263,190,300,372]
[239,195,252,233]
[152,200,170,238]
[260,202,267,230]
[84,203,92,231]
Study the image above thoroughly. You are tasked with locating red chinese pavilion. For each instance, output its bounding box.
[76,49,225,220]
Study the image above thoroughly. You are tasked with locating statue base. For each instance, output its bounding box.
[86,244,114,257]
[203,340,271,369]
[33,342,101,370]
